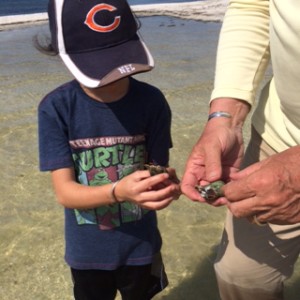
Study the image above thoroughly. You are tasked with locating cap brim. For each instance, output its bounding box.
[60,34,154,88]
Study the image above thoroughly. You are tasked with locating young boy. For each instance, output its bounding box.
[38,0,181,299]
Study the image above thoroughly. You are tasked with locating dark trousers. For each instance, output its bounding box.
[71,263,167,300]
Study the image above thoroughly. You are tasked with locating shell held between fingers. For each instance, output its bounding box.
[195,180,225,202]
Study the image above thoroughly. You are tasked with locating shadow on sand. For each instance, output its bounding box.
[160,245,300,300]
[160,245,221,300]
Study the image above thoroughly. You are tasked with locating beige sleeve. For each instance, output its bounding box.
[210,0,270,106]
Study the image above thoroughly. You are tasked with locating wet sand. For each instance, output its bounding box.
[1,8,300,300]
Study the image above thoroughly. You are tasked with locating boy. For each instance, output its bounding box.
[38,0,180,299]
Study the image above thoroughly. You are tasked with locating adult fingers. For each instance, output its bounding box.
[203,146,223,182]
[223,177,257,202]
[227,195,268,218]
[181,171,205,202]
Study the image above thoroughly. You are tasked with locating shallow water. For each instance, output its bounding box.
[0,0,200,16]
[1,16,300,300]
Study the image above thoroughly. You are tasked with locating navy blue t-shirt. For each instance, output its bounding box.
[38,78,172,270]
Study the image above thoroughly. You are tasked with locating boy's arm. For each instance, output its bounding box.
[51,167,180,210]
[51,167,114,208]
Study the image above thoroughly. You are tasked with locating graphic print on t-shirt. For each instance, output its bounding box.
[70,134,148,230]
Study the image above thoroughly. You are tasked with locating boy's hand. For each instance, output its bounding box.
[114,170,181,210]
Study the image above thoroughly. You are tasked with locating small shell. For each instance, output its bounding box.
[143,164,168,176]
[195,180,225,202]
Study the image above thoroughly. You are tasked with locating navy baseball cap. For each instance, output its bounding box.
[48,0,154,88]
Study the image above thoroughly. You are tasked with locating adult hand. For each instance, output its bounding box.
[114,170,181,210]
[223,146,300,224]
[181,98,250,205]
[181,120,245,205]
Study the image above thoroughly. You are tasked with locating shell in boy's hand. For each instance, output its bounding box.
[143,164,180,192]
[143,164,169,176]
[143,164,169,190]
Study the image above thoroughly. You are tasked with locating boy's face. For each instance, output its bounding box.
[86,76,130,90]
[80,77,130,102]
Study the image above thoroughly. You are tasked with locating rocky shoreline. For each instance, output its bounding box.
[133,0,227,21]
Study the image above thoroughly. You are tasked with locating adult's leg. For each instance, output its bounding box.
[214,128,300,300]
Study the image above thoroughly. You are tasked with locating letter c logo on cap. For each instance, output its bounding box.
[85,4,121,32]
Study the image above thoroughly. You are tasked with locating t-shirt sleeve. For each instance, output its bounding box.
[38,95,74,171]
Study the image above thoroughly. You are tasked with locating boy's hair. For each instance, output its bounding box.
[47,0,154,88]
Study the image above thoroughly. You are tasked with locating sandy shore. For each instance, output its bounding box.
[0,0,227,30]
[133,0,227,21]
[1,16,227,300]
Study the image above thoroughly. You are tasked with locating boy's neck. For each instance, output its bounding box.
[80,77,130,103]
